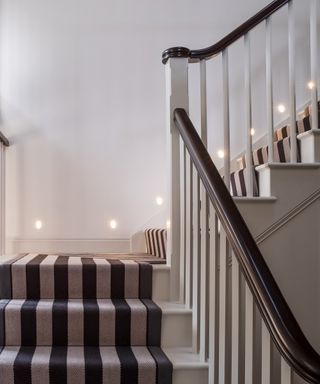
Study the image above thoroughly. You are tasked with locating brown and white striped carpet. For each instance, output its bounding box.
[0,254,172,384]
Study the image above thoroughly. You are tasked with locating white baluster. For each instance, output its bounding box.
[219,227,228,383]
[310,0,318,131]
[165,58,189,301]
[266,17,274,162]
[261,322,271,384]
[180,143,186,303]
[199,59,209,362]
[231,253,240,384]
[185,153,193,309]
[192,165,200,353]
[244,33,253,196]
[288,0,297,162]
[222,49,230,190]
[208,208,218,384]
[281,358,293,384]
[245,284,254,384]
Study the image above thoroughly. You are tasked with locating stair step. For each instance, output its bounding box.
[164,348,208,384]
[0,299,162,347]
[158,302,192,348]
[0,346,172,384]
[0,254,153,300]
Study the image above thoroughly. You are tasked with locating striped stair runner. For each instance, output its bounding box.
[0,254,172,384]
[230,101,320,197]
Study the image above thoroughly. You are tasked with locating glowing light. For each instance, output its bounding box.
[308,81,316,90]
[277,104,286,113]
[166,220,171,229]
[217,150,225,159]
[250,128,256,136]
[110,220,117,229]
[35,220,43,230]
[156,196,163,206]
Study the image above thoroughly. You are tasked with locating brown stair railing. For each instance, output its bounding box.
[163,0,320,383]
[176,107,320,383]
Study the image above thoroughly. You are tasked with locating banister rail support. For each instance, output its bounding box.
[165,58,189,302]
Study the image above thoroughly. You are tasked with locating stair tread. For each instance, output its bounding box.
[0,346,172,383]
[163,347,208,369]
[0,254,153,300]
[1,298,162,347]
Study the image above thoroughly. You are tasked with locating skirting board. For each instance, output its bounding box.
[6,238,131,254]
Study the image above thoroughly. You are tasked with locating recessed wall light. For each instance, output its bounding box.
[110,220,117,229]
[156,196,163,206]
[277,104,286,113]
[250,128,256,136]
[217,150,225,159]
[35,220,43,230]
[308,81,316,90]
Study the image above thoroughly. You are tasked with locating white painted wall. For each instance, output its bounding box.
[0,0,275,250]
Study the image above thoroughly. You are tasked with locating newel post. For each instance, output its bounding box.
[165,58,189,302]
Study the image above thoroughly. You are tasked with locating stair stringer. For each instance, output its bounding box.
[235,164,320,355]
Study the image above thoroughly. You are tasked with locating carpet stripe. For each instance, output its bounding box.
[148,347,173,384]
[98,300,115,346]
[5,300,22,346]
[26,255,47,300]
[110,261,125,299]
[40,256,59,299]
[100,347,121,384]
[68,258,82,299]
[83,300,99,346]
[49,346,67,384]
[81,258,96,299]
[68,300,83,346]
[126,299,147,346]
[36,300,53,346]
[117,346,138,384]
[84,347,103,384]
[95,259,111,299]
[12,254,39,299]
[142,299,161,346]
[67,347,85,384]
[13,346,36,384]
[54,257,69,299]
[139,263,152,299]
[0,300,10,347]
[52,301,68,346]
[31,346,51,384]
[113,300,131,346]
[132,347,156,384]
[21,301,38,346]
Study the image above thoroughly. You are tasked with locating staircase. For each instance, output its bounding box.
[0,0,320,384]
[0,254,173,383]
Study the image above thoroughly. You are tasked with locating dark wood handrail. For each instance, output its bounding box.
[162,0,289,63]
[174,108,320,383]
[0,132,9,147]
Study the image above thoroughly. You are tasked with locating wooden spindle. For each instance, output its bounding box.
[218,227,228,383]
[310,0,319,131]
[288,0,297,162]
[231,253,240,384]
[244,33,253,196]
[266,17,274,162]
[222,49,231,191]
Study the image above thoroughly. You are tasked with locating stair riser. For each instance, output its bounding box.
[173,369,208,384]
[152,267,170,301]
[161,312,192,348]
